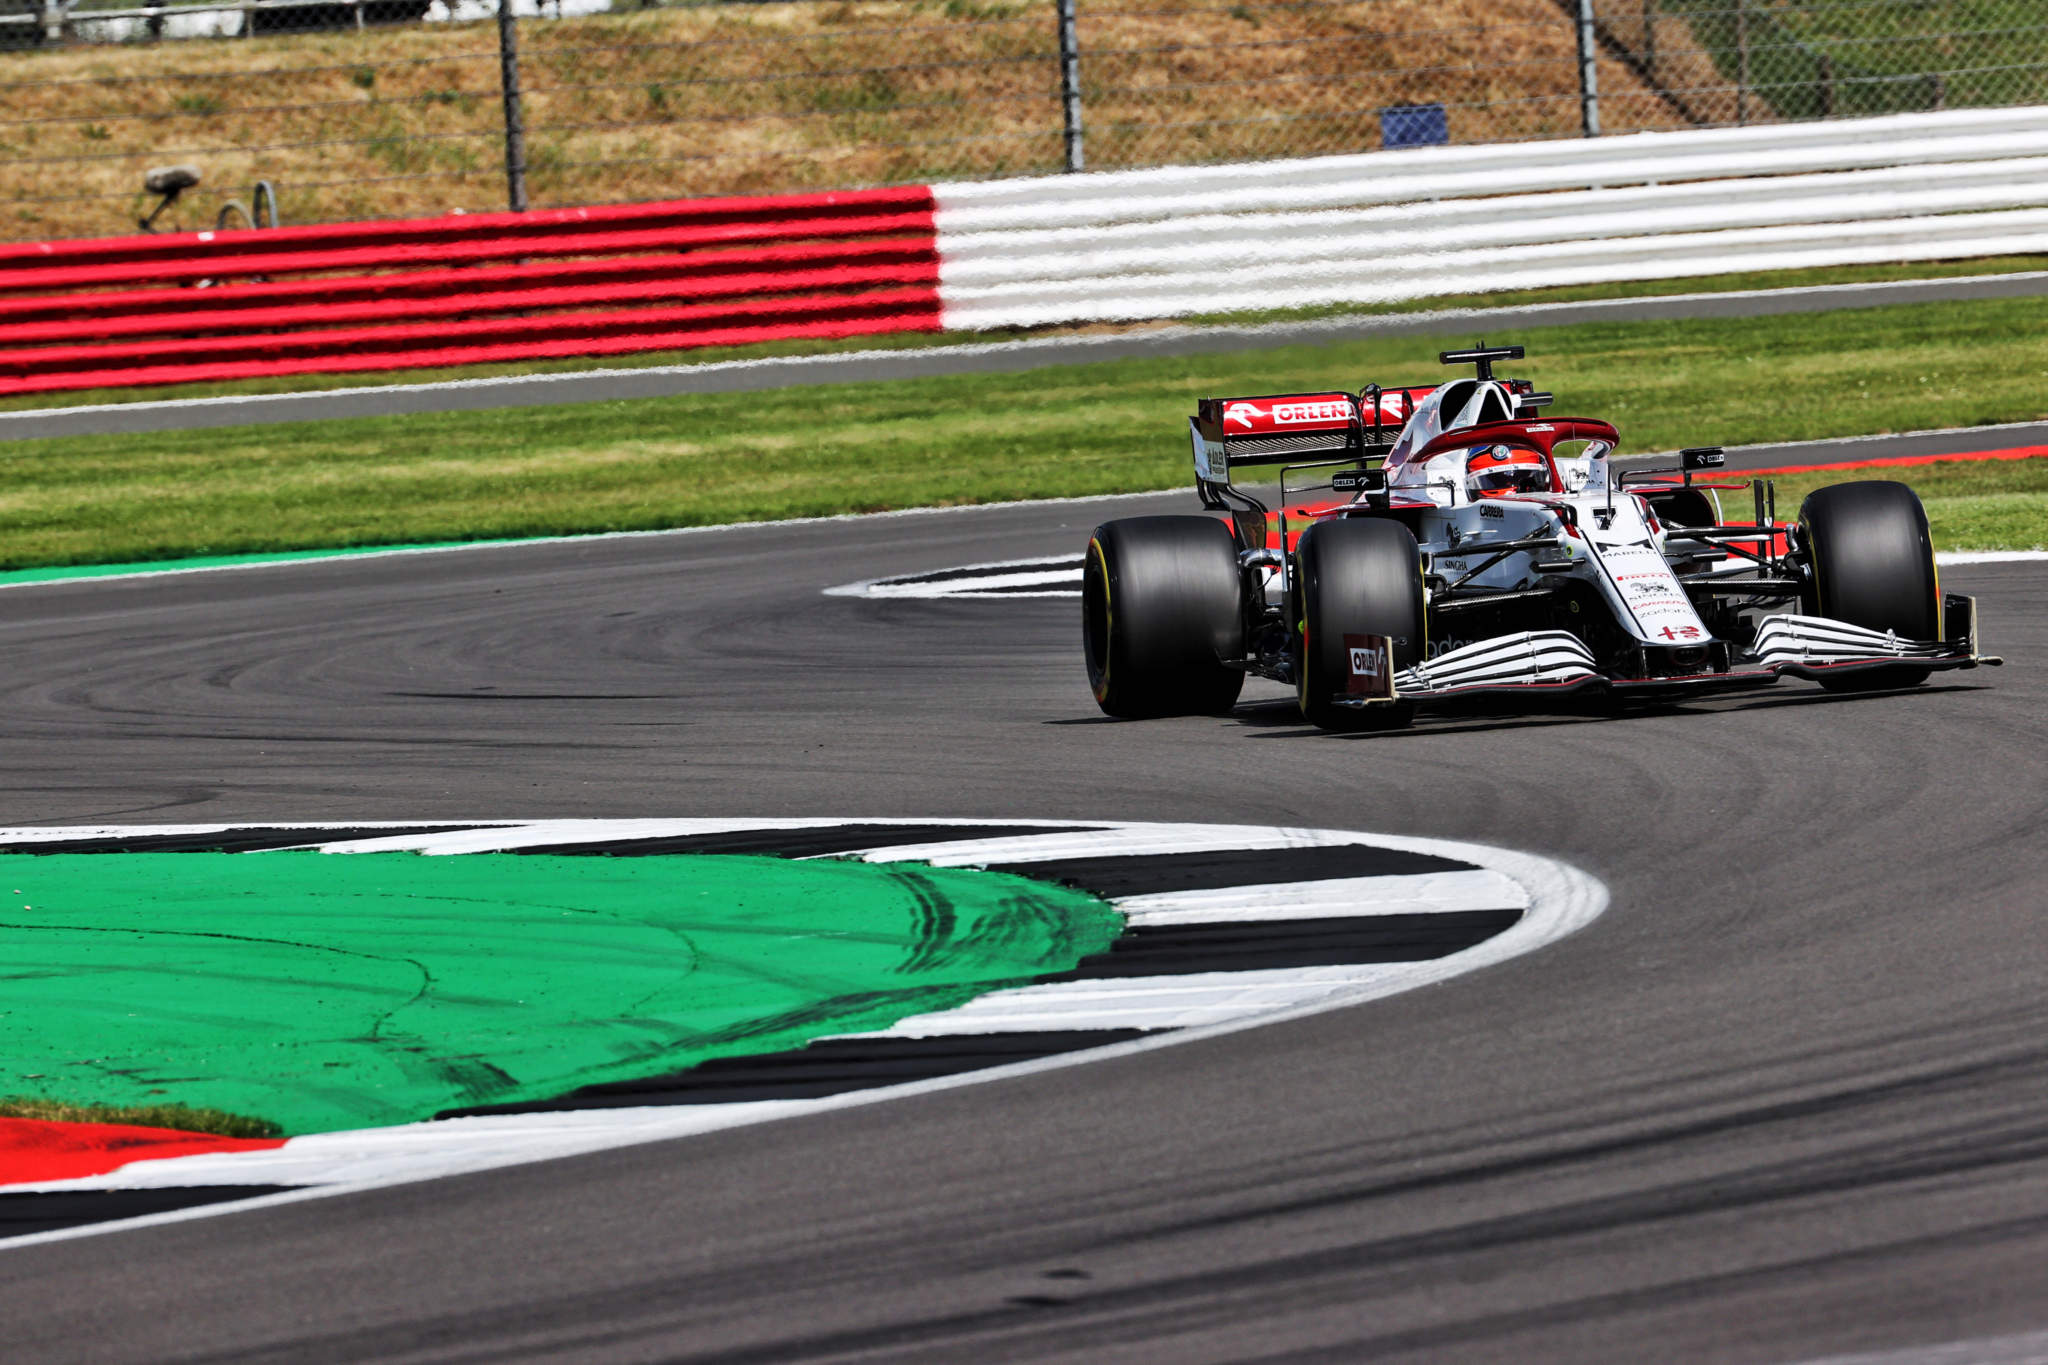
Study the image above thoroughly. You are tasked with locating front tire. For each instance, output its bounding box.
[1083,516,1246,718]
[1798,480,1939,692]
[1293,518,1424,731]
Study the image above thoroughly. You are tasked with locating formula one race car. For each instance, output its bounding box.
[1083,344,2000,730]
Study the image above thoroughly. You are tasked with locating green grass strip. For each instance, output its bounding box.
[3,255,2040,415]
[0,851,1121,1135]
[1761,461,2048,552]
[5,291,2048,569]
[0,1098,282,1140]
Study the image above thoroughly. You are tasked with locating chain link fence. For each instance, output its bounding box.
[1588,1,2048,129]
[2,0,2044,242]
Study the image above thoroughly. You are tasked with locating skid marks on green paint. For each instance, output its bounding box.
[0,851,1120,1135]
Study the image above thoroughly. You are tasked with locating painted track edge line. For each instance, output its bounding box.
[0,822,1606,1252]
[0,490,1188,595]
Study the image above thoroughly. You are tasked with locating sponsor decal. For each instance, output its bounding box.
[1344,633,1394,699]
[1271,399,1354,426]
[1191,419,1227,482]
[1601,544,1711,634]
[1426,637,1475,660]
[1223,396,1355,430]
[1479,504,1505,520]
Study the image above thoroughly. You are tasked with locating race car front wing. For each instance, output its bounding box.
[1331,593,2000,711]
[1392,631,1600,697]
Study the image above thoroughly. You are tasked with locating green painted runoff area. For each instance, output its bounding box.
[0,851,1121,1135]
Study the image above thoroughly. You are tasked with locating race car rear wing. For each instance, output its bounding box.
[1190,391,1401,485]
[1191,376,1551,490]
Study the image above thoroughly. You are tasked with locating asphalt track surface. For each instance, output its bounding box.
[0,445,2044,1363]
[7,267,2048,441]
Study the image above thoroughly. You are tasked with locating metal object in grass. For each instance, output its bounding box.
[136,166,282,236]
[138,163,200,231]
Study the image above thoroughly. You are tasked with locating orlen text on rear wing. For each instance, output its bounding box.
[1190,388,1436,495]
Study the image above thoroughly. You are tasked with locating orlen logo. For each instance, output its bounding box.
[1224,398,1352,429]
[1271,399,1353,425]
[1348,643,1384,675]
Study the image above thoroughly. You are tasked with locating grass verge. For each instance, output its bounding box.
[5,290,2048,570]
[1758,461,2048,552]
[4,254,2043,415]
[0,1096,283,1139]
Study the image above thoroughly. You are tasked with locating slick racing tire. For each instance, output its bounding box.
[1293,518,1423,732]
[1798,479,1940,693]
[1084,516,1246,719]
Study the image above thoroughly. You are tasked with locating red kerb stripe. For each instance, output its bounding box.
[0,1118,286,1187]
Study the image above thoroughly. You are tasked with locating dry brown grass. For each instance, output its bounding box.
[2,0,1683,241]
[0,1094,283,1137]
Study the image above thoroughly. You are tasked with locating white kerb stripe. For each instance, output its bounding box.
[855,569,1082,597]
[1117,870,1527,926]
[843,964,1423,1035]
[842,823,1382,866]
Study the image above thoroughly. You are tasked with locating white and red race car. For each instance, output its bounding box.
[1083,344,2000,729]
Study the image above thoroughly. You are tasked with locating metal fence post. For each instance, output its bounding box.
[1574,0,1600,137]
[497,0,529,212]
[1055,0,1084,172]
[1735,0,1750,125]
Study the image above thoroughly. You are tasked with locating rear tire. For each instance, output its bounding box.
[1798,480,1939,692]
[1083,516,1246,718]
[1293,518,1424,731]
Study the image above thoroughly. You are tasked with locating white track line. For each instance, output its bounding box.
[840,824,1363,865]
[847,966,1427,1035]
[827,547,2048,602]
[307,816,1061,856]
[1939,549,2048,563]
[1117,870,1527,925]
[824,554,1087,600]
[1793,1327,2048,1365]
[0,493,1181,596]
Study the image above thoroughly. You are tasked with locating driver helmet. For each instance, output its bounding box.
[1466,443,1551,498]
